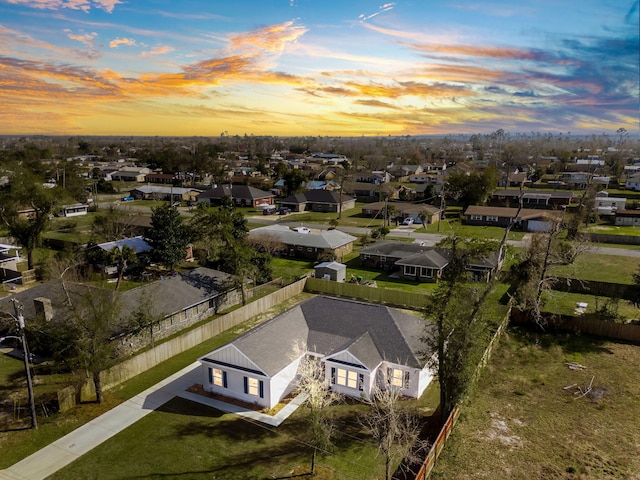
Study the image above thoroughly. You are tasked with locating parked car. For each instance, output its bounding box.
[122,196,134,202]
[263,207,276,215]
[171,201,181,207]
[293,226,311,234]
[402,217,415,225]
[278,207,291,215]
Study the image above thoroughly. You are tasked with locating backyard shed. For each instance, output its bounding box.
[314,261,346,282]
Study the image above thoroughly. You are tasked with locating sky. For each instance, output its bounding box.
[1,0,638,137]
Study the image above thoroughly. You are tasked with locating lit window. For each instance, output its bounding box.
[335,368,358,389]
[247,377,259,396]
[389,368,403,387]
[212,369,224,387]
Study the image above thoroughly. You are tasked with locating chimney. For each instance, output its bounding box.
[33,297,53,322]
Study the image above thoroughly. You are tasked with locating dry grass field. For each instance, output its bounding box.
[430,326,640,480]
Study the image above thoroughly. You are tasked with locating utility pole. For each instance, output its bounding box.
[12,298,38,429]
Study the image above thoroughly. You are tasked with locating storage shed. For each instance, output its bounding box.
[314,261,346,282]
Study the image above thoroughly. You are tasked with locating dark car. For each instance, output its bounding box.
[278,207,291,215]
[263,207,276,215]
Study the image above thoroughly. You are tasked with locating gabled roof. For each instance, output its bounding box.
[464,205,564,221]
[0,267,231,324]
[201,296,431,377]
[132,185,198,195]
[280,190,354,205]
[395,250,449,269]
[359,240,444,259]
[197,184,273,200]
[492,189,575,200]
[249,225,357,249]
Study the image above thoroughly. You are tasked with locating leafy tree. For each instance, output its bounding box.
[104,244,138,291]
[147,204,190,271]
[423,235,499,417]
[0,168,58,269]
[90,206,133,242]
[371,226,390,240]
[282,168,307,196]
[446,168,498,207]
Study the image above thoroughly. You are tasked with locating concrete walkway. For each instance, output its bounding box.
[0,363,303,480]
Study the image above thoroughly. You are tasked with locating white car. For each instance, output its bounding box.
[293,226,311,234]
[402,217,415,225]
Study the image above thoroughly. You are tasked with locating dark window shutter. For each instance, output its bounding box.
[243,376,248,394]
[331,367,336,384]
[208,368,213,384]
[404,371,410,389]
[223,371,227,388]
[387,367,392,383]
[259,380,264,398]
[358,373,364,391]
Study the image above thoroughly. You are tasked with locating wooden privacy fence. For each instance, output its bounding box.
[511,309,640,344]
[77,277,307,400]
[411,407,461,480]
[406,307,512,480]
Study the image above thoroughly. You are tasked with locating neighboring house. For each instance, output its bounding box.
[0,267,240,350]
[626,173,640,191]
[355,171,391,184]
[96,236,153,275]
[615,210,640,226]
[464,205,564,232]
[359,241,449,282]
[314,262,346,282]
[111,167,151,182]
[594,191,626,216]
[196,184,275,208]
[60,204,89,217]
[360,202,442,224]
[490,190,575,209]
[249,225,357,262]
[346,181,382,200]
[387,164,423,180]
[0,243,24,284]
[279,190,356,213]
[130,185,201,202]
[498,171,529,188]
[198,296,436,409]
[144,173,176,184]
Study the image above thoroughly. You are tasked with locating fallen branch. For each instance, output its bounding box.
[565,362,587,371]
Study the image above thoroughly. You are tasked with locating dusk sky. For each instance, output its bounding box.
[1,0,638,137]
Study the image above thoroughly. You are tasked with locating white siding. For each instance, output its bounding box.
[206,345,262,373]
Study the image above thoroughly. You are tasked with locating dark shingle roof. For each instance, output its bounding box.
[203,296,431,377]
[197,184,273,200]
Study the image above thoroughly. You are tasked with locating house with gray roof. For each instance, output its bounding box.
[130,185,201,202]
[198,296,436,409]
[0,267,240,350]
[249,225,357,262]
[279,190,356,213]
[359,240,501,282]
[196,184,275,208]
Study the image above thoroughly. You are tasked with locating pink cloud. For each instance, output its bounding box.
[6,0,120,13]
[141,45,174,57]
[66,30,97,47]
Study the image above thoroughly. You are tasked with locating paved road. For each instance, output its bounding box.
[0,363,201,480]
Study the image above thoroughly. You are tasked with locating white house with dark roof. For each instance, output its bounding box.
[198,296,436,409]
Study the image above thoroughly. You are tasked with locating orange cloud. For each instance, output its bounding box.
[109,37,136,48]
[141,45,174,57]
[66,30,97,47]
[229,21,308,54]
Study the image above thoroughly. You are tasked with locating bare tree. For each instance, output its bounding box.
[291,341,340,475]
[359,384,429,480]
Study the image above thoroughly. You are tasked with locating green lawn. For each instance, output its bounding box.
[548,254,638,284]
[430,327,640,479]
[541,290,639,320]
